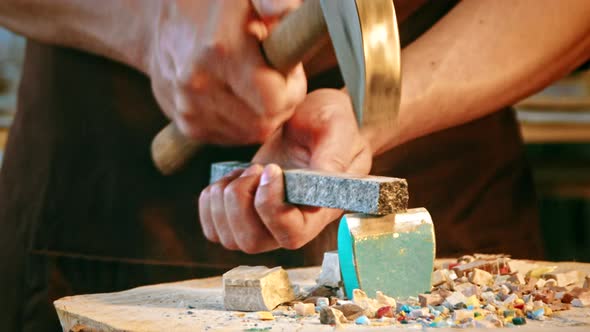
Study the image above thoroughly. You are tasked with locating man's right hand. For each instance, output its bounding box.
[149,0,306,145]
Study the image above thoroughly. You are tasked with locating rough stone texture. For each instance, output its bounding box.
[223,266,295,312]
[284,168,408,215]
[210,161,408,215]
[210,161,251,183]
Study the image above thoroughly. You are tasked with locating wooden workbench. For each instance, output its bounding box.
[55,260,590,331]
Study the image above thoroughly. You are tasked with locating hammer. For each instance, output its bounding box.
[150,0,402,175]
[158,0,436,299]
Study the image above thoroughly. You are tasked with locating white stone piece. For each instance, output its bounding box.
[352,289,380,317]
[443,291,467,309]
[455,283,480,297]
[223,266,295,312]
[317,251,341,288]
[409,307,429,318]
[376,291,397,309]
[544,270,580,287]
[453,309,474,321]
[294,303,315,316]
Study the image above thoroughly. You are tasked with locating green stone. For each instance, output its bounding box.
[512,317,527,325]
[340,208,435,298]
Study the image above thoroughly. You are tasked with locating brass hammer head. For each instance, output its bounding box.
[320,0,401,128]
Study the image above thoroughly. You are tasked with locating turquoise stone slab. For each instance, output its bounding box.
[338,208,436,299]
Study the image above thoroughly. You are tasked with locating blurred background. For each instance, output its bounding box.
[0,28,588,261]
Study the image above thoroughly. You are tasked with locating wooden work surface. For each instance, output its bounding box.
[55,260,590,332]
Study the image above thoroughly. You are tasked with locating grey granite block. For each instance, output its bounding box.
[210,161,408,215]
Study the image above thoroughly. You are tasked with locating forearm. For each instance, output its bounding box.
[366,0,590,155]
[0,0,157,73]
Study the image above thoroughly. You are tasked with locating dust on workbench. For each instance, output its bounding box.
[54,255,590,331]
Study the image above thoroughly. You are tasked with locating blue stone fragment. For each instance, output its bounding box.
[355,315,370,325]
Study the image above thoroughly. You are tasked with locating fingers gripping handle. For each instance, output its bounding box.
[151,0,326,175]
[262,0,327,73]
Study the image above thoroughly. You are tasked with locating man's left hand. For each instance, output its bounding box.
[198,89,372,253]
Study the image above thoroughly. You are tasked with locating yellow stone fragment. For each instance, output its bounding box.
[527,266,557,279]
[544,306,553,316]
[515,298,525,305]
[465,295,480,307]
[257,311,275,320]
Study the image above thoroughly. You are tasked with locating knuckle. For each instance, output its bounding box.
[251,120,276,142]
[278,233,306,250]
[254,192,273,211]
[203,229,219,243]
[221,240,239,251]
[237,235,260,254]
[175,117,206,141]
[199,187,210,202]
[203,39,228,59]
[209,181,226,198]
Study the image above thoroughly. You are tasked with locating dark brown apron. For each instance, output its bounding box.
[0,1,542,330]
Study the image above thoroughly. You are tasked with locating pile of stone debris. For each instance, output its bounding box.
[290,254,590,328]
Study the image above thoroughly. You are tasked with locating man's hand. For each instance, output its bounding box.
[149,0,306,145]
[198,89,373,253]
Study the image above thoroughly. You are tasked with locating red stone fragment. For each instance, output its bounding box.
[500,266,511,275]
[514,303,525,310]
[562,293,574,304]
[376,306,394,319]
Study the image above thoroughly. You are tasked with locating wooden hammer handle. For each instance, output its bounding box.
[151,0,327,175]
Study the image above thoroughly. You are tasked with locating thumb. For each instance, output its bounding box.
[251,0,302,18]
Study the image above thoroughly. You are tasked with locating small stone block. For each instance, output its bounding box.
[319,307,348,326]
[223,266,295,312]
[419,293,443,307]
[210,162,409,215]
[294,303,315,316]
[470,268,493,286]
[431,269,449,287]
[453,309,474,322]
